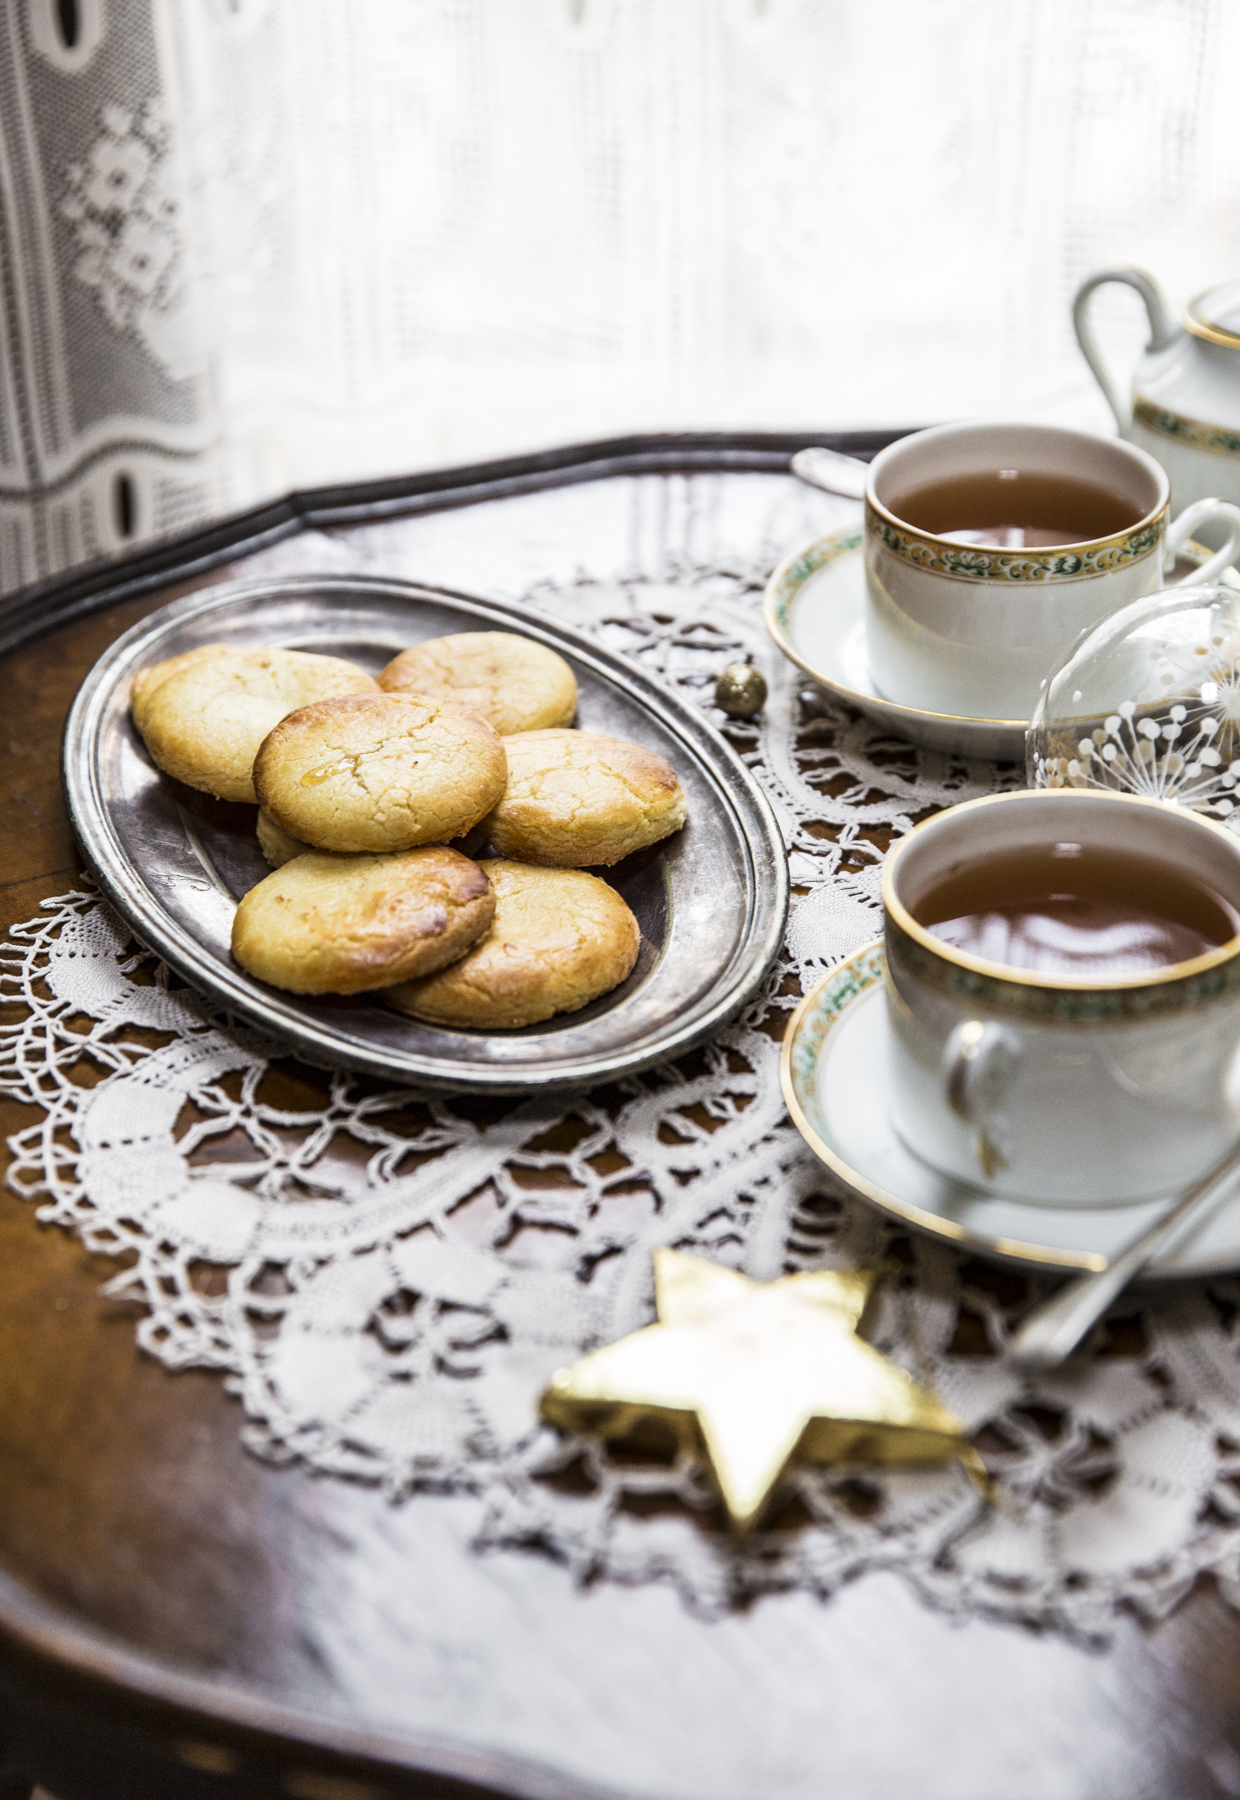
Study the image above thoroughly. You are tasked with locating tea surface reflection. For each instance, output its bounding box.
[888,469,1142,550]
[917,842,1239,977]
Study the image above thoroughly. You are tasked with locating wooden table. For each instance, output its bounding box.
[2,437,1240,1800]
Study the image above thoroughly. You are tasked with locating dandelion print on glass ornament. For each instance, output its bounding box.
[1027,582,1240,828]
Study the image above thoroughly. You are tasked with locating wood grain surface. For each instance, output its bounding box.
[3,520,1240,1800]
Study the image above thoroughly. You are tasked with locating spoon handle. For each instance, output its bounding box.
[1006,1140,1240,1371]
[789,446,869,500]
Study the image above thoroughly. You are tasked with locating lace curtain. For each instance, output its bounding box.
[3,0,1240,597]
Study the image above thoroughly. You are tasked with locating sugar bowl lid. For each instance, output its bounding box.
[1028,582,1240,827]
[1185,278,1240,349]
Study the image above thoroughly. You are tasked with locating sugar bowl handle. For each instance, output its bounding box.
[1166,498,1240,585]
[942,1020,1023,1181]
[1073,266,1179,431]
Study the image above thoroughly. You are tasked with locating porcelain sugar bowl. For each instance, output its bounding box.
[1074,268,1240,519]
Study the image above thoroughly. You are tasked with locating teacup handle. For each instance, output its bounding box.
[1072,266,1178,431]
[1166,499,1240,586]
[942,1020,1022,1181]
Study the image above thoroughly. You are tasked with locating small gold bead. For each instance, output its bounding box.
[714,663,767,719]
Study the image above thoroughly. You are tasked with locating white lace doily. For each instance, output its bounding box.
[8,484,1240,1640]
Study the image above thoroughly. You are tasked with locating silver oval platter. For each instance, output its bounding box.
[63,574,789,1093]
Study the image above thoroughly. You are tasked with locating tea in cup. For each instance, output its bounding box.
[882,788,1240,1204]
[864,422,1240,720]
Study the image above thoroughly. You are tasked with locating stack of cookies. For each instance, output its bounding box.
[131,630,689,1029]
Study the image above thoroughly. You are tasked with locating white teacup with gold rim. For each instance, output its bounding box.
[882,788,1240,1206]
[864,421,1240,721]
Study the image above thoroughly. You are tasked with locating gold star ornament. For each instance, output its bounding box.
[541,1250,988,1531]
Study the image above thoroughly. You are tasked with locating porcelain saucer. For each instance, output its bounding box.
[781,942,1240,1278]
[764,528,1240,764]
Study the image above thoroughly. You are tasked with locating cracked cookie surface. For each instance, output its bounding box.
[132,644,378,803]
[254,693,507,853]
[378,631,577,735]
[484,729,687,866]
[386,859,640,1027]
[231,846,495,995]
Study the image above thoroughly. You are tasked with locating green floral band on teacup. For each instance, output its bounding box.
[884,908,1240,1020]
[865,500,1166,584]
[1133,396,1240,461]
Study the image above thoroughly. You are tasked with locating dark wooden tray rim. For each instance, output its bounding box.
[1,429,910,656]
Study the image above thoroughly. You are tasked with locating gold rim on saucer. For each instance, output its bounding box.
[763,527,1024,732]
[783,942,1240,1276]
[780,942,1106,1272]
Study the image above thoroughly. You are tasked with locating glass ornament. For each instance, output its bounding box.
[1027,582,1240,829]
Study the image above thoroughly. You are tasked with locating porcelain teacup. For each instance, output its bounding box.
[882,788,1240,1206]
[864,422,1240,721]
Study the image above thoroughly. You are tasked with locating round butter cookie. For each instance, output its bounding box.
[485,729,687,867]
[257,808,310,869]
[378,631,576,735]
[134,645,378,803]
[130,643,221,734]
[254,693,507,853]
[386,859,640,1028]
[231,846,494,995]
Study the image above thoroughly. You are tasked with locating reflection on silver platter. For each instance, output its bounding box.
[63,575,788,1093]
[782,944,1240,1278]
[764,527,1240,763]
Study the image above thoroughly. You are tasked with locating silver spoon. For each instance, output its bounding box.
[1006,1138,1240,1371]
[790,446,870,501]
